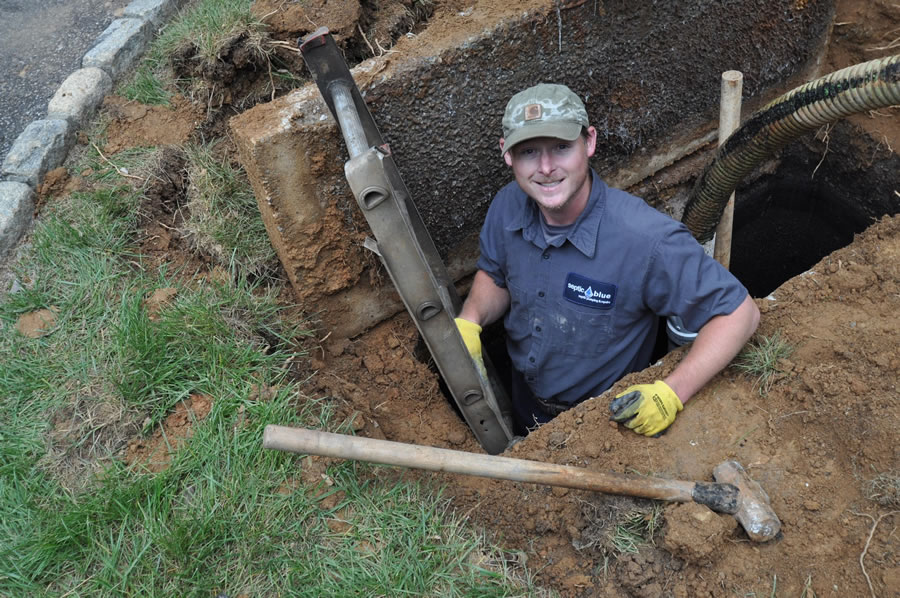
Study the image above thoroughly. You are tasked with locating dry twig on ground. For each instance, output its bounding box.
[850,510,900,598]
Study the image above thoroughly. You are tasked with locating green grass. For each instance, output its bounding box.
[150,0,265,65]
[734,331,794,396]
[0,133,542,596]
[182,141,278,278]
[83,143,160,184]
[120,65,172,106]
[608,505,663,554]
[574,497,663,560]
[120,0,268,105]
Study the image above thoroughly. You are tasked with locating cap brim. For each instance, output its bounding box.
[502,122,583,156]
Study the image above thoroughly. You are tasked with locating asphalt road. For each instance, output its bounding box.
[0,0,129,162]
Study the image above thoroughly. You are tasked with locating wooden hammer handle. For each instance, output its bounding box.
[263,425,701,504]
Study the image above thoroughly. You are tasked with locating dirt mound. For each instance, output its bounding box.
[458,216,900,597]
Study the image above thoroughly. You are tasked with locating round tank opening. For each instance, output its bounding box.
[730,177,872,298]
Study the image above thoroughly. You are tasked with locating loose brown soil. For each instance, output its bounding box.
[124,393,214,472]
[21,0,899,596]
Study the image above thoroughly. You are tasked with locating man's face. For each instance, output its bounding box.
[501,126,597,225]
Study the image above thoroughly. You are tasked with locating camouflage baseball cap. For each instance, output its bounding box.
[501,83,589,155]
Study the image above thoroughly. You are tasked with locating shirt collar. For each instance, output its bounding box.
[504,169,607,257]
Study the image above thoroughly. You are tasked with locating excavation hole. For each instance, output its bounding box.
[730,179,869,298]
[731,123,900,297]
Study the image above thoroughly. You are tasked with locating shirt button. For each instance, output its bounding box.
[542,254,550,260]
[535,326,542,332]
[538,291,545,297]
[527,376,535,381]
[529,357,535,363]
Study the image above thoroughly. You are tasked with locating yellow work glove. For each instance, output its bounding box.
[454,317,487,378]
[609,380,683,436]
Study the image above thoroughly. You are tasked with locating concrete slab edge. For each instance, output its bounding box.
[0,0,186,260]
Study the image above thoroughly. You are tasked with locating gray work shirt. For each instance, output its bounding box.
[476,169,748,405]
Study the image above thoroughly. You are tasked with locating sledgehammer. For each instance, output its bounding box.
[263,425,781,542]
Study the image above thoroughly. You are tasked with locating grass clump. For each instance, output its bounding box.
[120,65,172,106]
[120,0,269,105]
[151,0,266,65]
[863,470,900,508]
[182,141,277,277]
[608,505,664,554]
[735,331,794,396]
[574,498,663,558]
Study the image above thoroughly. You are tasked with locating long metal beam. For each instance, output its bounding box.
[299,28,514,454]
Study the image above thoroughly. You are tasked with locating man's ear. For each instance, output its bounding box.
[500,138,513,166]
[584,126,598,158]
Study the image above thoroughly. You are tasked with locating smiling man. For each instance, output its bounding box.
[455,83,759,437]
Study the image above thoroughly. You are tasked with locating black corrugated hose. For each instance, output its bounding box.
[682,54,900,243]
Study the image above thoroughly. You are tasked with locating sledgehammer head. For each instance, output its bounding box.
[713,460,781,542]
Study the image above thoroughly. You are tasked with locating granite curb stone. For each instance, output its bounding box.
[47,68,114,129]
[82,17,154,80]
[0,182,35,258]
[125,0,185,28]
[0,0,184,258]
[1,119,74,189]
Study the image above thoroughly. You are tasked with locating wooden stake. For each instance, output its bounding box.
[713,71,743,269]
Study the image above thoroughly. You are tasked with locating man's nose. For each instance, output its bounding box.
[537,150,555,174]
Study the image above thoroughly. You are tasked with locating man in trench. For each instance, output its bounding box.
[455,83,760,437]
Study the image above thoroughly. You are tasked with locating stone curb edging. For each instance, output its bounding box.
[0,0,187,258]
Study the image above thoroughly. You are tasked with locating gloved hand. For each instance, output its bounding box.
[609,380,683,436]
[454,317,487,378]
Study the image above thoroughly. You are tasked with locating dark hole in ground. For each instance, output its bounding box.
[732,177,872,298]
[731,123,900,297]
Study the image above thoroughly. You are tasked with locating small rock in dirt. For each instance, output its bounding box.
[662,502,737,566]
[547,430,568,448]
[446,427,467,446]
[803,500,822,511]
[534,517,554,534]
[562,573,592,589]
[362,353,384,373]
[882,568,900,592]
[345,412,365,432]
[326,338,350,356]
[15,308,58,338]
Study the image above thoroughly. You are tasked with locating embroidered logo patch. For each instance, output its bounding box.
[524,103,542,121]
[563,273,616,309]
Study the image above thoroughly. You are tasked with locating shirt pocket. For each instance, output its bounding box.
[547,298,613,357]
